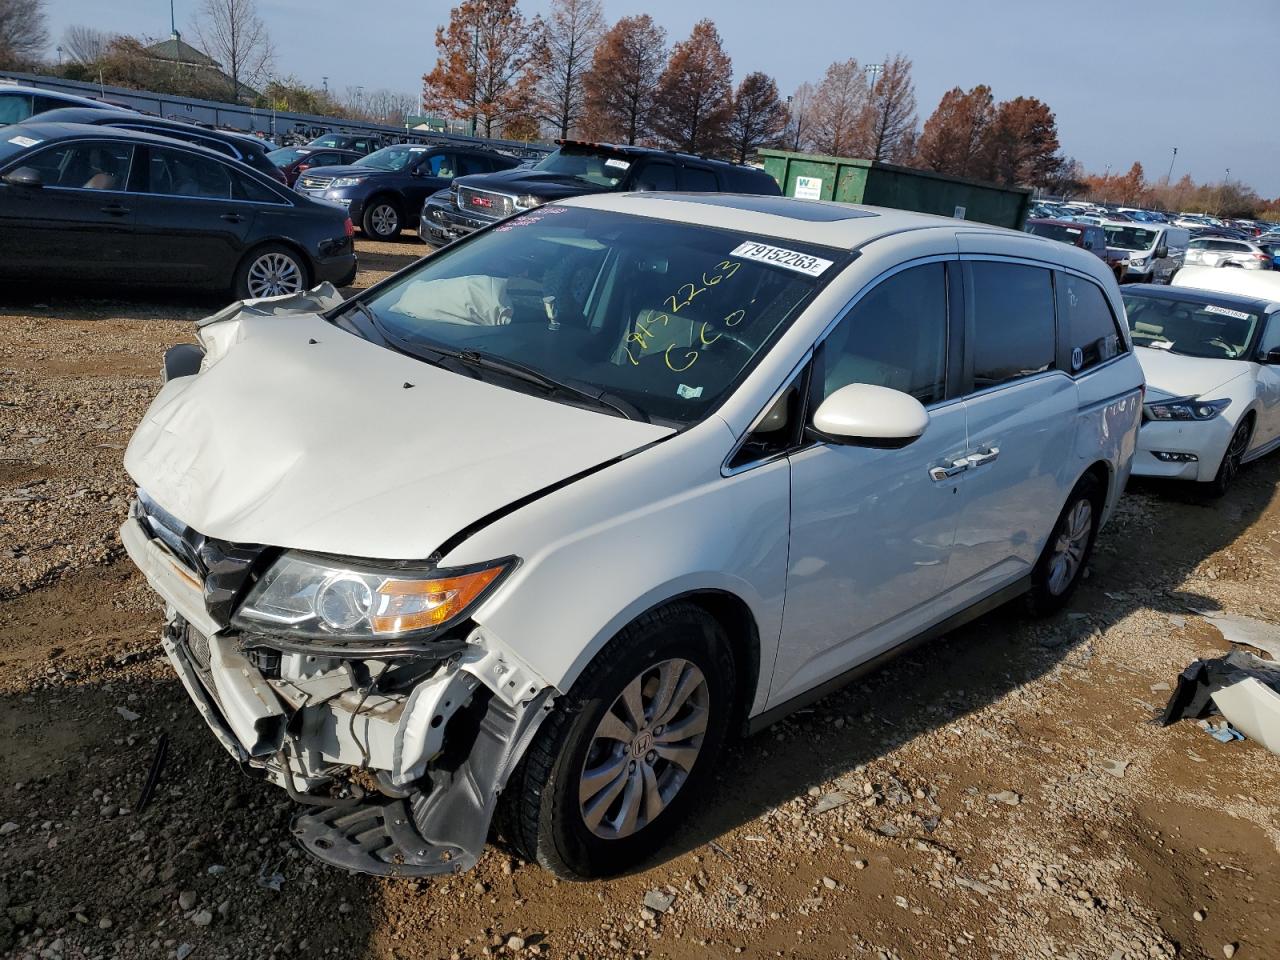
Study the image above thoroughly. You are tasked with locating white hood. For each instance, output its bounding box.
[1133,346,1249,401]
[125,313,671,559]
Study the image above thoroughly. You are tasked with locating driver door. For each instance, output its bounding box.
[771,260,969,707]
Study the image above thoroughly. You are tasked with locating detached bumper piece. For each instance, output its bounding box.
[291,686,554,877]
[291,799,469,877]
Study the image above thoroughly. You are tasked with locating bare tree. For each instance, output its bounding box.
[192,0,274,102]
[784,81,816,152]
[62,24,115,65]
[362,88,418,124]
[858,53,917,162]
[581,14,666,144]
[531,0,604,139]
[809,59,869,157]
[0,0,48,68]
[727,71,787,163]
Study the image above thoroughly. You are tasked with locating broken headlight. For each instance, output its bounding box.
[1144,396,1231,421]
[231,552,514,641]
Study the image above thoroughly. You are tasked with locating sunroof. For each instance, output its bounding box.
[631,193,878,222]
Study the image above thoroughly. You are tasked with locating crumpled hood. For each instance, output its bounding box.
[1134,345,1249,401]
[124,313,670,559]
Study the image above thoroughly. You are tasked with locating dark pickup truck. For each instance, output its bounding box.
[419,139,781,247]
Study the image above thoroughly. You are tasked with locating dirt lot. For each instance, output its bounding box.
[1,237,1278,960]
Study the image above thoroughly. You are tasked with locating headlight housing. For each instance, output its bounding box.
[1145,396,1231,421]
[513,194,543,211]
[231,553,514,642]
[329,176,365,188]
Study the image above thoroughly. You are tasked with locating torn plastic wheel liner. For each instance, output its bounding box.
[291,686,553,876]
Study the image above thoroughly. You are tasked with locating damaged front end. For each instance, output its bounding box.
[121,494,554,877]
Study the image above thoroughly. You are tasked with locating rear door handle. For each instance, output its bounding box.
[220,212,246,223]
[100,204,129,216]
[966,446,1001,467]
[929,460,971,482]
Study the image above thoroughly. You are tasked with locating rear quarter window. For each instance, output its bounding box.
[1057,271,1125,373]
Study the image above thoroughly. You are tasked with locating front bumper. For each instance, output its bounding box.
[1131,415,1234,482]
[119,512,554,876]
[419,197,493,246]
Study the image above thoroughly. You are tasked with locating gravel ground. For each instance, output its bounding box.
[1,237,1278,960]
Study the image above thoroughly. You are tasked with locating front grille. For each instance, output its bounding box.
[456,186,513,220]
[298,175,334,191]
[134,491,267,625]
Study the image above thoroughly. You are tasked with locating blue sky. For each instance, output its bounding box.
[42,0,1280,196]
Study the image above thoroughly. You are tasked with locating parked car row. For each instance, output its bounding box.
[1026,216,1189,285]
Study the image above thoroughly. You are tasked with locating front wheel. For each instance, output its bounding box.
[362,200,402,240]
[233,244,307,300]
[501,602,735,879]
[1201,418,1252,499]
[1028,473,1102,616]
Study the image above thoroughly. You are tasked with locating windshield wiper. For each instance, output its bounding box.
[446,348,645,421]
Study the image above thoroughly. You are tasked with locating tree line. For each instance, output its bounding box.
[1074,161,1279,220]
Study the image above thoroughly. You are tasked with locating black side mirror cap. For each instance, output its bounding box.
[3,166,43,188]
[1265,348,1280,365]
[1155,246,1168,259]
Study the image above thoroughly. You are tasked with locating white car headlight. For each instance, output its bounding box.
[1145,397,1231,421]
[514,194,543,211]
[330,177,365,188]
[232,552,514,641]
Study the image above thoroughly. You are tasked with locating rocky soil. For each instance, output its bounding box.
[1,238,1277,960]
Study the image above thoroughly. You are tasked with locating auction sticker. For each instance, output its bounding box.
[605,157,631,170]
[8,135,40,147]
[1204,304,1251,321]
[730,241,833,277]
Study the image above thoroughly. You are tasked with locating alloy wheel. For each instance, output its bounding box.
[246,252,303,298]
[578,658,709,840]
[1220,424,1250,488]
[1047,498,1092,596]
[370,204,399,237]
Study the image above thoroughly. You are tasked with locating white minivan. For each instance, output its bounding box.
[1103,221,1189,284]
[122,194,1144,879]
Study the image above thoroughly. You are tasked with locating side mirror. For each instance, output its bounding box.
[810,383,929,448]
[3,166,43,188]
[1264,348,1280,365]
[1155,246,1168,259]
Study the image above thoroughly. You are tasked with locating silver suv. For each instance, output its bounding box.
[1185,237,1273,270]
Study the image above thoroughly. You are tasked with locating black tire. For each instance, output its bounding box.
[362,198,402,240]
[1028,472,1103,616]
[501,601,735,879]
[232,243,308,301]
[1201,417,1253,499]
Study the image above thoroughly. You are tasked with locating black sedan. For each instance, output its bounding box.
[294,143,519,240]
[0,122,356,300]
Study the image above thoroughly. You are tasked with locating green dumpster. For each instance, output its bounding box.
[759,149,1032,229]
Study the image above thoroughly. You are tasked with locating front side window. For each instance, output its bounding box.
[417,152,455,177]
[25,140,133,190]
[348,207,842,425]
[818,262,948,405]
[146,146,232,199]
[966,261,1055,389]
[1058,272,1124,373]
[1121,292,1261,360]
[634,161,676,191]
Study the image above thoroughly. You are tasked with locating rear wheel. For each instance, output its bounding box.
[233,244,307,300]
[501,602,734,879]
[362,199,402,240]
[1028,473,1102,616]
[1201,418,1252,499]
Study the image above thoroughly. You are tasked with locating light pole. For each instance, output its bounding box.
[56,45,63,66]
[1165,146,1177,184]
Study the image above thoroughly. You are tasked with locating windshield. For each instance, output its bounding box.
[531,147,631,188]
[268,147,311,166]
[350,207,840,425]
[1122,292,1261,360]
[355,145,420,171]
[0,94,34,125]
[1028,222,1084,244]
[1104,225,1158,251]
[310,135,346,149]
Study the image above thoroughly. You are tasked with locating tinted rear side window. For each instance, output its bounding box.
[965,261,1055,389]
[1057,272,1124,373]
[678,166,719,191]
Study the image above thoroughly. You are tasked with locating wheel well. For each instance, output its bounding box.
[676,590,761,736]
[239,239,313,286]
[364,192,403,215]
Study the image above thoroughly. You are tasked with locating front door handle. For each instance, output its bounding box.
[966,446,1000,467]
[929,460,970,482]
[220,212,246,223]
[100,203,129,216]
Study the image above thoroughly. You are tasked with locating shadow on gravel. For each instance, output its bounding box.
[636,458,1279,875]
[0,670,382,959]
